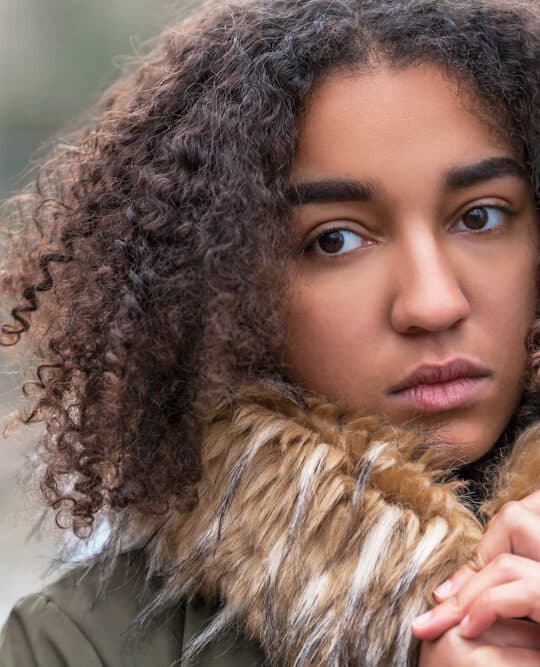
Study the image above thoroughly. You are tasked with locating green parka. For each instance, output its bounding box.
[1,384,538,666]
[0,550,264,667]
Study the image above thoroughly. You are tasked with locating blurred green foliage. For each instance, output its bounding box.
[0,0,193,199]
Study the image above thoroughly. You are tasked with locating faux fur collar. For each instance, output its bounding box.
[128,382,540,666]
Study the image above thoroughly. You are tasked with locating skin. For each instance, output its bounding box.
[413,490,540,665]
[282,63,539,464]
[281,64,540,664]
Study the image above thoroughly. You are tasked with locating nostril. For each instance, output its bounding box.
[391,293,470,335]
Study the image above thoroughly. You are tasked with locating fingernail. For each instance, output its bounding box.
[433,579,454,600]
[412,610,433,629]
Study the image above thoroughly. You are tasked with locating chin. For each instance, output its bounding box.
[424,422,496,468]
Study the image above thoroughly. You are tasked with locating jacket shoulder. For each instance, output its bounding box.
[0,550,183,667]
[0,549,265,667]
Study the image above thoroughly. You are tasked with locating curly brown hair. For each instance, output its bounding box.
[2,0,540,537]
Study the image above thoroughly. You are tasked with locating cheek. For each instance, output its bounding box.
[284,288,356,370]
[282,272,387,403]
[471,241,539,434]
[482,253,538,352]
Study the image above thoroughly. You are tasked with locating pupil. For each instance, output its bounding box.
[319,231,345,253]
[464,207,488,230]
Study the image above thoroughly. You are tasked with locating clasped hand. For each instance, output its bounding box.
[412,490,540,665]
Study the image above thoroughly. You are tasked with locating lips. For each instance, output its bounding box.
[386,358,493,412]
[388,358,492,395]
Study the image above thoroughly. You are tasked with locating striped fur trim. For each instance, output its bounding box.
[135,382,540,666]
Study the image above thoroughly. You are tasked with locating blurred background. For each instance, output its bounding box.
[0,0,194,625]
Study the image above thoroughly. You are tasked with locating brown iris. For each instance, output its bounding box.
[318,230,346,253]
[463,207,489,230]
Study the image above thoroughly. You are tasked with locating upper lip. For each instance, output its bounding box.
[388,358,492,394]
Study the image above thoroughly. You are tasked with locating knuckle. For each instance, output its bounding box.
[451,592,467,613]
[512,508,538,544]
[477,587,495,609]
[521,576,540,605]
[526,489,540,508]
[498,500,524,526]
[492,552,516,576]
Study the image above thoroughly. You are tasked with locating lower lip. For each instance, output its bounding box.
[388,376,490,412]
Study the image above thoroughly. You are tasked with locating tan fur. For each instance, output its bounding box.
[134,383,540,666]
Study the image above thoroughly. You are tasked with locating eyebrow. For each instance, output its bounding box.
[286,156,529,206]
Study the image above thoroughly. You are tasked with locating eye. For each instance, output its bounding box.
[454,205,514,233]
[302,228,369,256]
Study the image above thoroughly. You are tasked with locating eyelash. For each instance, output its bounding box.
[300,204,517,257]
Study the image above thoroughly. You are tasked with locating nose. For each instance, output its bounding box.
[390,232,471,335]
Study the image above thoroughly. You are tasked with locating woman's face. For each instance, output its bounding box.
[282,64,539,463]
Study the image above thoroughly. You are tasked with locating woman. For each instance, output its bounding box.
[1,0,540,664]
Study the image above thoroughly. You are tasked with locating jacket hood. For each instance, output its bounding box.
[119,382,540,666]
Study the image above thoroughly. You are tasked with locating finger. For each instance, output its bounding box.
[459,580,540,638]
[412,554,540,640]
[434,492,540,603]
[412,605,463,640]
[468,502,540,570]
[481,619,540,651]
[433,563,476,601]
[414,555,540,640]
[420,624,540,667]
[519,489,540,515]
[437,554,540,619]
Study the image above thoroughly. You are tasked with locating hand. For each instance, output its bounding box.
[412,490,540,641]
[419,622,540,667]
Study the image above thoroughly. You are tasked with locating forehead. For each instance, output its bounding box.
[293,64,516,188]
